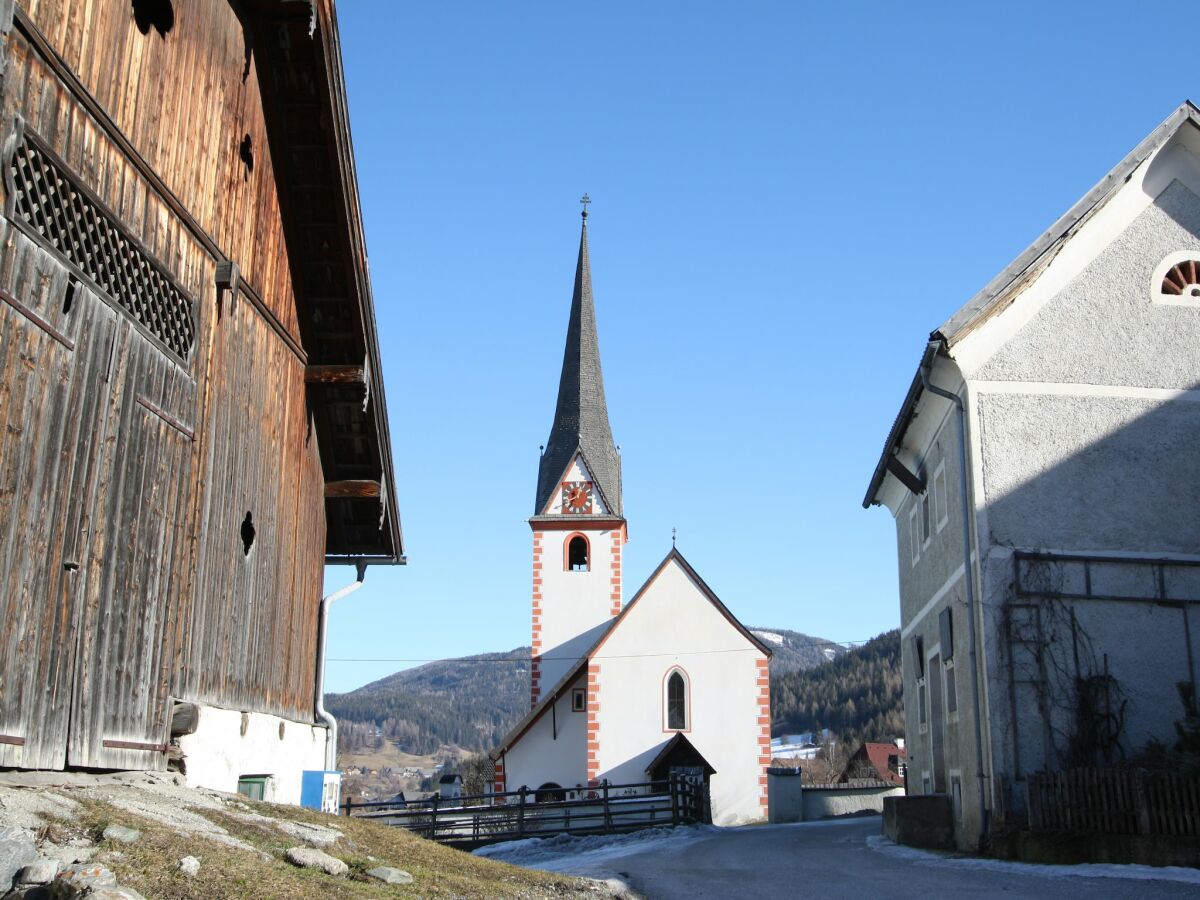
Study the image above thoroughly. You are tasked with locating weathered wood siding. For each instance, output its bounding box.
[0,0,329,771]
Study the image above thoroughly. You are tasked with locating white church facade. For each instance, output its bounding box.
[490,209,771,825]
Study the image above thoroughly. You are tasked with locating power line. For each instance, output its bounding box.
[327,637,882,664]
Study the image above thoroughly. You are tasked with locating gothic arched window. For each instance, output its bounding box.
[665,669,689,731]
[567,534,589,572]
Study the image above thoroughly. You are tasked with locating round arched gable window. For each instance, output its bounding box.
[1152,251,1200,305]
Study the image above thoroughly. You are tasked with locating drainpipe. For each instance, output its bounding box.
[919,343,990,843]
[315,561,368,771]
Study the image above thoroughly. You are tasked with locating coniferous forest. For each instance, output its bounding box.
[770,629,903,747]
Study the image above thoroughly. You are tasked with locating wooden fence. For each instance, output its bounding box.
[341,777,707,849]
[1027,768,1200,837]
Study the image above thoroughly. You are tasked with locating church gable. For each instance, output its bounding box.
[596,551,768,660]
[538,452,611,516]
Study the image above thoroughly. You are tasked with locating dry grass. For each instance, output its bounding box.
[50,792,615,900]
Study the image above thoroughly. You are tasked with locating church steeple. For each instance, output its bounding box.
[535,205,622,516]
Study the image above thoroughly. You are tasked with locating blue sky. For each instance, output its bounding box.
[322,1,1194,693]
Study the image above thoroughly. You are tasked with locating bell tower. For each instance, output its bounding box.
[529,201,626,707]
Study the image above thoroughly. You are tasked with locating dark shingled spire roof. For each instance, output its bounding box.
[535,213,622,516]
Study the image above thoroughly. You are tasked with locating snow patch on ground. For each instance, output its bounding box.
[752,631,785,646]
[866,835,1200,885]
[474,825,720,873]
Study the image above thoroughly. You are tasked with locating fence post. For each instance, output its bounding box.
[602,780,611,833]
[1132,771,1152,836]
[343,795,353,818]
[430,794,440,840]
[517,787,527,837]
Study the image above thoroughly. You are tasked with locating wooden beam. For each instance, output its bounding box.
[326,480,381,498]
[306,364,366,385]
[886,455,927,496]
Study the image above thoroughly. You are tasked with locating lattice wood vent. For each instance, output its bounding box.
[1161,259,1200,297]
[9,138,195,360]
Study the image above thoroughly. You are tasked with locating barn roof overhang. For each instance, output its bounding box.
[248,0,403,564]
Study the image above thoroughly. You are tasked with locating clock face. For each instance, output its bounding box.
[562,481,593,514]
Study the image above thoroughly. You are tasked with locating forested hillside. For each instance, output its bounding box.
[326,649,530,754]
[327,628,901,756]
[770,629,903,747]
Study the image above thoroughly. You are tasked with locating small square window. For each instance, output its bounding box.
[945,663,958,715]
[951,775,963,821]
[571,688,586,712]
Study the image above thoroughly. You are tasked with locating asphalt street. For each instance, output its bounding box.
[557,818,1200,900]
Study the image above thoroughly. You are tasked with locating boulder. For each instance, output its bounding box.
[283,847,347,876]
[177,856,201,877]
[16,859,60,885]
[49,865,117,898]
[365,866,413,885]
[99,826,140,845]
[0,826,39,893]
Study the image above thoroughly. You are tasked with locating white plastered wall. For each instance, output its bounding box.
[502,672,589,794]
[592,559,765,825]
[177,704,327,806]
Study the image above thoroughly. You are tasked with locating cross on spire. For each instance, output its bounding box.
[580,193,591,219]
[672,527,677,547]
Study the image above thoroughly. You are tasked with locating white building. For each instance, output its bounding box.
[491,209,772,825]
[864,101,1200,849]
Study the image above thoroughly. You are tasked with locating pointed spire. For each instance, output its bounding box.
[535,203,622,516]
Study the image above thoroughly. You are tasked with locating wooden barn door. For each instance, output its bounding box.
[66,320,196,770]
[0,236,119,769]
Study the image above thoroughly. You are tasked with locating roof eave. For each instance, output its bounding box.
[938,101,1200,345]
[865,101,1200,511]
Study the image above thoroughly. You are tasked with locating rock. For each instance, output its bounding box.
[99,826,140,845]
[49,864,117,897]
[283,846,347,876]
[365,866,413,885]
[16,859,60,884]
[0,826,40,893]
[274,820,341,848]
[78,888,145,900]
[177,856,201,877]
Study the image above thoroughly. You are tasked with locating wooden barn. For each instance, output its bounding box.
[0,0,402,804]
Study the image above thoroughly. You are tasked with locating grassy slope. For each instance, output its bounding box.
[53,792,610,900]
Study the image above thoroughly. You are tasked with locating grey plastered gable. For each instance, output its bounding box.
[535,216,623,517]
[973,178,1200,389]
[863,101,1200,509]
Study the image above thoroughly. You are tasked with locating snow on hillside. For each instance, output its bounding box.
[752,630,784,645]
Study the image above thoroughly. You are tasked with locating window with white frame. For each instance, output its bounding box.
[664,669,689,731]
[933,462,948,530]
[950,774,963,821]
[909,506,920,565]
[918,678,928,732]
[944,660,957,716]
[921,492,932,546]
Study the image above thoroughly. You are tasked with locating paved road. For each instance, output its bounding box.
[558,818,1200,899]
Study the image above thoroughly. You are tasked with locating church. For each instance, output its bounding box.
[490,207,771,825]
